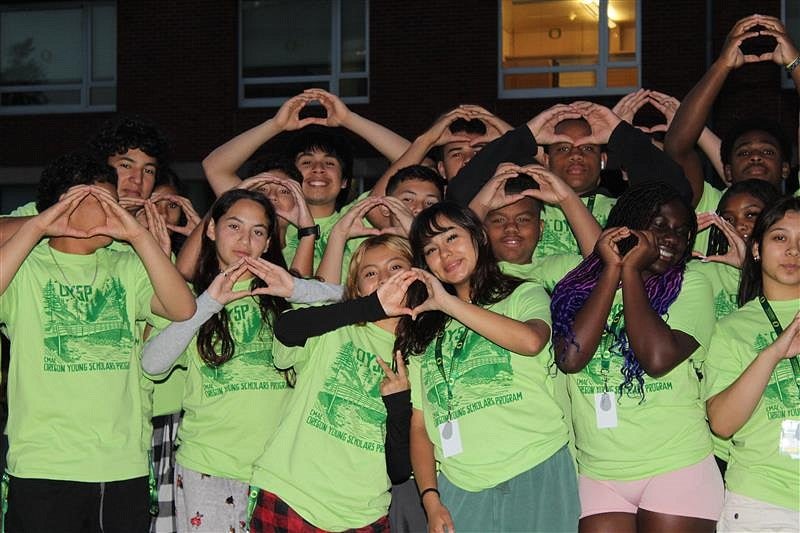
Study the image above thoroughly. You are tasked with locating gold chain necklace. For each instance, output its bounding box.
[48,246,99,286]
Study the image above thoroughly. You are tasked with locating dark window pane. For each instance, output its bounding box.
[92,5,116,82]
[341,0,366,73]
[0,8,83,85]
[242,0,332,78]
[90,86,115,105]
[1,89,81,106]
[339,77,367,97]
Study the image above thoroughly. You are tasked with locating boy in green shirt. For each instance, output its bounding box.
[0,152,195,532]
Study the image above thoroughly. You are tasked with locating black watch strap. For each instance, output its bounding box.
[297,224,320,239]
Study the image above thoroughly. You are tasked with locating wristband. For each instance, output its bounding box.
[297,224,320,239]
[419,487,440,501]
[785,55,800,74]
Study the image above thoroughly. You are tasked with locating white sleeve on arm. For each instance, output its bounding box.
[141,291,223,375]
[288,278,344,304]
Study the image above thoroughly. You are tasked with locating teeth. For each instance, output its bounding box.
[659,247,674,258]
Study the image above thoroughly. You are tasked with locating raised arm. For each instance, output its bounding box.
[369,108,472,199]
[274,269,418,346]
[554,229,626,373]
[306,88,410,161]
[202,92,321,196]
[522,164,602,256]
[412,269,550,356]
[664,15,762,205]
[620,230,700,377]
[315,196,382,283]
[92,188,196,321]
[0,187,94,295]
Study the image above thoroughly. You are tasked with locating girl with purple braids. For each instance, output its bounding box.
[551,182,724,533]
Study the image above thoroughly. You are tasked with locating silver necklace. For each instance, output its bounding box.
[48,245,99,286]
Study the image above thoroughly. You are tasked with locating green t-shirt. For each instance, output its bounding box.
[685,260,741,461]
[282,195,363,275]
[0,244,158,481]
[704,298,800,510]
[529,254,583,293]
[498,261,538,281]
[687,261,741,321]
[6,200,38,217]
[694,181,724,255]
[408,282,568,491]
[533,194,615,259]
[569,269,716,480]
[251,321,395,530]
[175,282,291,482]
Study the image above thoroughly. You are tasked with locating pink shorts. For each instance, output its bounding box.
[579,455,724,521]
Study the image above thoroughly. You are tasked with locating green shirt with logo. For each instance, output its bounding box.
[533,194,615,259]
[175,280,291,483]
[251,321,395,530]
[0,244,159,482]
[569,268,716,480]
[704,297,800,510]
[408,282,568,491]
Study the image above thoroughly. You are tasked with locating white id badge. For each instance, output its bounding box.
[594,392,618,429]
[779,419,800,460]
[438,419,463,458]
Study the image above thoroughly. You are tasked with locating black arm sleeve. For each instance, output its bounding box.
[606,121,693,202]
[445,126,540,206]
[274,292,387,347]
[383,389,412,485]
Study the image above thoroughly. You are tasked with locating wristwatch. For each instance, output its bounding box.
[297,224,320,239]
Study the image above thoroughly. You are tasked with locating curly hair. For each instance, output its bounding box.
[88,115,170,167]
[36,152,117,212]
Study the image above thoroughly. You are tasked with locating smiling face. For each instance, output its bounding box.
[354,244,413,297]
[720,192,766,242]
[643,199,692,276]
[295,149,346,209]
[545,120,605,195]
[754,210,800,300]
[485,198,542,264]
[206,198,271,271]
[108,148,158,201]
[724,130,789,187]
[422,216,479,298]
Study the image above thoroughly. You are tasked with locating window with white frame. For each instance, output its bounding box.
[782,0,799,90]
[0,2,115,114]
[498,0,639,98]
[239,0,368,107]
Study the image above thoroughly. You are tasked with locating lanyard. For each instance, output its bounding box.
[434,327,469,420]
[585,194,596,216]
[600,306,625,392]
[758,295,800,393]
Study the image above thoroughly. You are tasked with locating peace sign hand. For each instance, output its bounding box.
[375,351,410,396]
